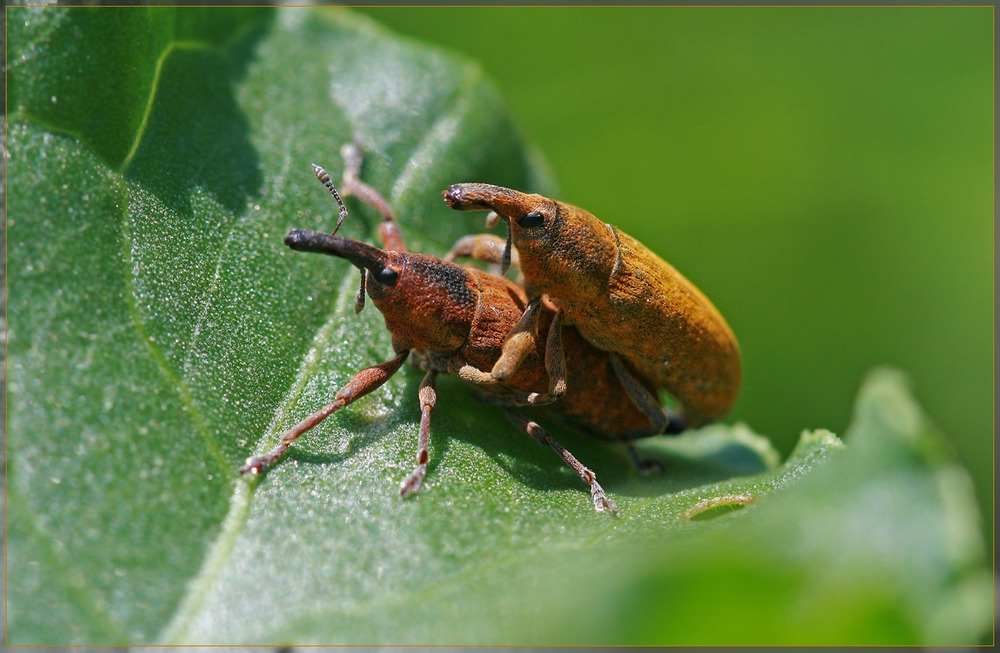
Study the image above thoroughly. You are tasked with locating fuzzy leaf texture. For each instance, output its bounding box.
[6,7,991,646]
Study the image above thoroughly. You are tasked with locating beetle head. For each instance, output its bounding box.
[443,184,615,302]
[285,229,473,351]
[285,229,404,301]
[443,184,564,249]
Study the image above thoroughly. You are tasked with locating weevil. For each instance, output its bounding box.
[443,184,741,430]
[241,145,666,513]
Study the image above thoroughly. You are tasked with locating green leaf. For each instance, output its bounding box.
[7,7,990,646]
[536,369,994,646]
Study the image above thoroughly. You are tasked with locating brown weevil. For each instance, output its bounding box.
[443,184,741,431]
[242,145,668,514]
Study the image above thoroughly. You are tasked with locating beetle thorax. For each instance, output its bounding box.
[515,208,617,305]
[370,253,477,353]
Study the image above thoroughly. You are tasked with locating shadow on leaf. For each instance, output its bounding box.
[125,26,269,215]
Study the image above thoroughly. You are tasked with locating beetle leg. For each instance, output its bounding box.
[491,297,543,381]
[337,141,408,253]
[443,233,520,275]
[447,328,566,406]
[542,307,567,399]
[506,307,568,407]
[241,349,410,475]
[400,370,438,496]
[504,409,618,515]
[452,362,500,386]
[451,362,550,409]
[450,363,555,408]
[609,353,670,434]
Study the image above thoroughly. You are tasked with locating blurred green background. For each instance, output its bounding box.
[357,6,993,538]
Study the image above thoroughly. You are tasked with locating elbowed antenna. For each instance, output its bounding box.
[285,229,390,275]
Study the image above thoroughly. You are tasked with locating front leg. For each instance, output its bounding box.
[451,361,499,386]
[399,370,438,496]
[444,232,520,276]
[451,359,559,408]
[241,349,410,474]
[496,305,567,406]
[491,296,543,382]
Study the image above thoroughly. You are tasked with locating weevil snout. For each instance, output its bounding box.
[285,229,403,296]
[443,184,551,224]
[285,229,388,272]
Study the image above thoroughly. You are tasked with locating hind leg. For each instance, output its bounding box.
[504,409,617,515]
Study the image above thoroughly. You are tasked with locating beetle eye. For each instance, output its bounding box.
[376,267,399,286]
[517,211,545,228]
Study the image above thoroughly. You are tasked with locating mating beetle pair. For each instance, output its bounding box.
[241,144,740,514]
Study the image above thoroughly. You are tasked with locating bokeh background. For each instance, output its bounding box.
[356,6,993,537]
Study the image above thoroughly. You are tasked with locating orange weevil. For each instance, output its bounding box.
[443,184,741,432]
